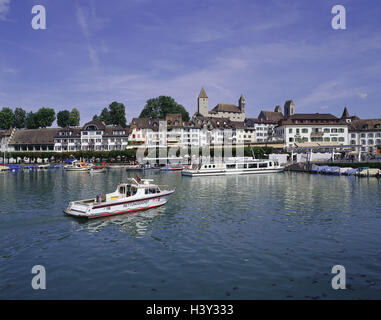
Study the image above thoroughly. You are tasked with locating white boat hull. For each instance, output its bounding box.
[64,167,90,171]
[64,191,174,219]
[182,168,284,177]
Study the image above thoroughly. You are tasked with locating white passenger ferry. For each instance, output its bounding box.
[182,158,284,177]
[64,178,175,219]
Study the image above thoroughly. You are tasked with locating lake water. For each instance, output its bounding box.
[0,169,381,299]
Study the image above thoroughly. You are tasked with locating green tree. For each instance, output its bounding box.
[69,108,80,126]
[35,108,56,128]
[14,107,26,128]
[109,101,127,127]
[25,112,39,129]
[57,110,71,128]
[139,96,189,122]
[0,107,15,130]
[100,107,112,124]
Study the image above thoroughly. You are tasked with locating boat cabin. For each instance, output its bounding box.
[95,179,162,204]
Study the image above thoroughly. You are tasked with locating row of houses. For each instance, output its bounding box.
[1,88,381,155]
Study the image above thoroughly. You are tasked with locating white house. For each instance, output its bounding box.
[348,119,381,155]
[275,113,349,148]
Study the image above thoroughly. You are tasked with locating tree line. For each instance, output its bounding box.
[0,107,80,130]
[1,96,191,131]
[2,147,273,164]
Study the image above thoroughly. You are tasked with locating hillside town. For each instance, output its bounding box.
[1,88,381,161]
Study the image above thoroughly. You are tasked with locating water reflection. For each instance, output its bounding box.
[72,206,166,237]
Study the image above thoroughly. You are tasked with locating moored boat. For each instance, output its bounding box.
[356,168,380,177]
[89,162,107,173]
[64,160,92,171]
[64,178,175,219]
[182,158,284,177]
[0,165,9,173]
[160,165,189,171]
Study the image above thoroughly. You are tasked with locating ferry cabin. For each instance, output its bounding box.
[182,159,283,176]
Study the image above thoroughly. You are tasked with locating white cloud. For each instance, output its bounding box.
[75,4,105,68]
[358,92,368,99]
[0,0,10,21]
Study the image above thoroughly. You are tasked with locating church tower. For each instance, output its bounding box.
[239,95,245,114]
[284,100,295,118]
[198,87,209,117]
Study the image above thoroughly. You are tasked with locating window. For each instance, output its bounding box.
[248,163,258,169]
[259,163,268,168]
[227,164,236,169]
[289,128,293,133]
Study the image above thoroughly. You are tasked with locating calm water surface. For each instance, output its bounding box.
[0,170,381,299]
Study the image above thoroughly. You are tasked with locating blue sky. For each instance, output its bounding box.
[0,0,381,125]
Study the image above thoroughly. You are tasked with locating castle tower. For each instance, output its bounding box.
[284,100,295,118]
[198,87,209,117]
[239,94,245,114]
[274,105,282,113]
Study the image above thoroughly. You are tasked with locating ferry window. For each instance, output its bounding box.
[259,163,268,168]
[249,163,257,168]
[244,164,248,169]
[131,187,137,196]
[227,164,236,169]
[237,164,245,169]
[269,162,273,167]
[145,189,149,194]
[149,188,156,194]
[119,186,125,195]
[212,165,215,168]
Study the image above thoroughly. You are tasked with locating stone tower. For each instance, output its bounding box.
[198,87,209,117]
[238,95,245,114]
[284,100,295,118]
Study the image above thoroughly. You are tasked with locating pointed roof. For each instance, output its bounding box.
[341,107,350,119]
[239,94,245,101]
[199,87,208,98]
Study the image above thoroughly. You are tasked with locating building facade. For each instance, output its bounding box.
[349,119,381,155]
[275,114,349,147]
[54,120,129,152]
[129,114,255,148]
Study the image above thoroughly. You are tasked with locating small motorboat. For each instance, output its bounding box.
[64,177,175,219]
[89,162,107,173]
[4,164,22,173]
[356,168,380,177]
[339,167,353,175]
[160,165,189,171]
[64,160,92,171]
[0,165,9,173]
[344,168,358,176]
[126,163,160,172]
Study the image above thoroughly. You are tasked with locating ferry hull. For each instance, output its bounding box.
[182,168,284,177]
